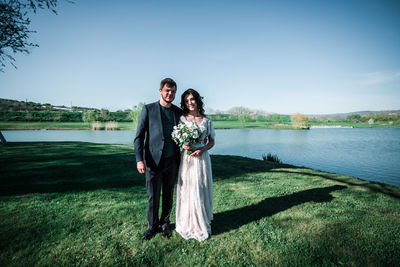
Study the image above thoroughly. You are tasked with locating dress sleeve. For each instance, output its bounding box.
[208,118,215,139]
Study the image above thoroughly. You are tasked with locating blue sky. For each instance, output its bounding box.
[1,0,399,114]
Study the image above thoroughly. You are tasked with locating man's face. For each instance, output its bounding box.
[159,84,176,103]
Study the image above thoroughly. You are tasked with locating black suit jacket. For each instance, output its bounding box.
[134,101,182,169]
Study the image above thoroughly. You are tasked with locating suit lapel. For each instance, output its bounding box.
[153,101,163,136]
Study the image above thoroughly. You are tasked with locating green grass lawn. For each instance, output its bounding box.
[0,142,399,266]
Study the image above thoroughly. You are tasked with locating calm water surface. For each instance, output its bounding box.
[3,128,400,187]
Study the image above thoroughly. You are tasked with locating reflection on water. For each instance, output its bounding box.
[3,128,400,187]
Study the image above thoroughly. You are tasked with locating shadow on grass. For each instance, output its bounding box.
[212,185,347,235]
[1,144,398,200]
[269,169,400,199]
[212,154,400,199]
[0,145,291,196]
[0,142,143,196]
[210,154,295,181]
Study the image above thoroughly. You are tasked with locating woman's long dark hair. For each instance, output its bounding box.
[180,88,205,116]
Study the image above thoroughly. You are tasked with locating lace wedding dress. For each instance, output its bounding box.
[175,116,215,242]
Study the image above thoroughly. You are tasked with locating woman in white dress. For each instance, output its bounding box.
[175,88,215,242]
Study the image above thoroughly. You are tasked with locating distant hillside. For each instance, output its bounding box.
[0,98,99,112]
[207,106,400,117]
[308,110,400,119]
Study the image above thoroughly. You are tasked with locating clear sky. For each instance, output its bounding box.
[1,0,399,114]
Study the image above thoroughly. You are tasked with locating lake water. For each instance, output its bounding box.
[2,128,400,187]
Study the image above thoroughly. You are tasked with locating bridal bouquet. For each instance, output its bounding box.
[172,122,205,154]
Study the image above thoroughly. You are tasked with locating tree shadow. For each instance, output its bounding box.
[210,154,295,181]
[269,169,400,199]
[0,146,291,196]
[212,185,346,235]
[212,154,400,199]
[0,142,144,196]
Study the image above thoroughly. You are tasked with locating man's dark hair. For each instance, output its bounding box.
[180,88,205,116]
[160,78,177,90]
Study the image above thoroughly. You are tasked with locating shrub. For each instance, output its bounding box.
[262,153,282,163]
[91,121,103,130]
[105,121,118,130]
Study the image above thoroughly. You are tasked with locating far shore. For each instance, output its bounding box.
[310,125,354,128]
[0,121,398,130]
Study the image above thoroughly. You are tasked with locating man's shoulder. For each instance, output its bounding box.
[145,101,182,114]
[145,101,160,110]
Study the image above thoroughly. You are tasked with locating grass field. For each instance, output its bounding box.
[0,142,399,266]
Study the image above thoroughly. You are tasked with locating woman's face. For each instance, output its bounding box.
[185,94,197,112]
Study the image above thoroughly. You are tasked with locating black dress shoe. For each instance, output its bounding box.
[162,225,172,238]
[143,227,161,240]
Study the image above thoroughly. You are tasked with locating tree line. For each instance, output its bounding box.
[0,110,130,122]
[3,110,397,125]
[345,113,400,123]
[1,99,399,129]
[0,102,146,124]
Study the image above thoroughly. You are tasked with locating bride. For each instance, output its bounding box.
[175,88,215,242]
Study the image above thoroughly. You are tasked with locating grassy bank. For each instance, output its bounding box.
[0,121,135,130]
[212,120,398,129]
[0,142,399,266]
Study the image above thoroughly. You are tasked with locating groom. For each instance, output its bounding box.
[134,78,182,240]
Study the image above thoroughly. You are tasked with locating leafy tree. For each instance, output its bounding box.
[238,114,250,127]
[82,111,95,125]
[360,113,374,122]
[130,102,145,128]
[368,118,374,126]
[24,110,31,121]
[255,114,267,122]
[291,113,309,128]
[347,114,361,122]
[280,115,291,123]
[269,114,281,123]
[100,108,109,121]
[0,0,65,71]
[53,111,61,122]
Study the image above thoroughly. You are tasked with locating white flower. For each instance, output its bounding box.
[171,121,203,147]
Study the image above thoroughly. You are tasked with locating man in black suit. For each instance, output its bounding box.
[134,78,182,240]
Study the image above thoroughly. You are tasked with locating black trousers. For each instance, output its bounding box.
[145,156,179,230]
